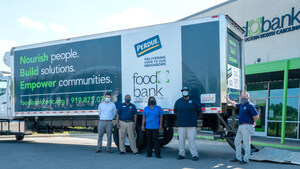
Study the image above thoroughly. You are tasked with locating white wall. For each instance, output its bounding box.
[186,0,300,65]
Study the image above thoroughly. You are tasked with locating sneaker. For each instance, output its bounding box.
[95,150,101,153]
[192,156,199,161]
[156,155,161,159]
[120,152,125,154]
[239,160,248,165]
[146,154,152,157]
[230,158,240,163]
[107,150,113,153]
[133,152,139,155]
[177,155,185,160]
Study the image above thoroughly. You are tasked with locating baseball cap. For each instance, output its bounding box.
[181,87,189,92]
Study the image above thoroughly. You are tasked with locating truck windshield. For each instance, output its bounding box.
[0,80,7,96]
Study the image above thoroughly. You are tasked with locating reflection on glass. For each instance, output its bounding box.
[270,80,300,97]
[267,122,297,138]
[247,82,268,98]
[0,81,7,96]
[287,80,299,96]
[268,97,299,121]
[270,81,283,97]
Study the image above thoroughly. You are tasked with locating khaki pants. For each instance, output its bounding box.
[119,120,138,153]
[234,125,254,162]
[178,127,199,157]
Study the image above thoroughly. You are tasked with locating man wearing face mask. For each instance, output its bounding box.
[116,94,138,154]
[96,93,116,153]
[226,91,259,165]
[174,87,201,161]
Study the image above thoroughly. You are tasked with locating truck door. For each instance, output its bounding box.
[0,78,9,119]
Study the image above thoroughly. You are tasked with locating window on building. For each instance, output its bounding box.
[268,97,299,121]
[247,82,268,98]
[267,122,298,138]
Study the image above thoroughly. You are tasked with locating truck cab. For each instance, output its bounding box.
[0,72,11,120]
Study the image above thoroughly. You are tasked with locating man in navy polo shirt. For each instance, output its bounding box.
[227,91,259,165]
[174,87,201,161]
[116,94,138,154]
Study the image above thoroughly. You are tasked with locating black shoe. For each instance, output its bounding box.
[177,155,185,160]
[146,154,152,157]
[192,156,199,161]
[239,160,248,165]
[230,158,241,163]
[133,152,139,155]
[156,155,161,159]
[120,152,125,154]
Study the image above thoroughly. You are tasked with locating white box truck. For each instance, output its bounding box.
[0,14,251,151]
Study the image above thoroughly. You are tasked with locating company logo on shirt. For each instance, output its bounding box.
[134,35,162,57]
[244,7,300,42]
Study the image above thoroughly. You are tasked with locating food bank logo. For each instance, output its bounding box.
[244,7,300,41]
[134,35,162,57]
[132,70,169,97]
[246,17,262,37]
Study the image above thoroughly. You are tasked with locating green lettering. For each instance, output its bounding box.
[229,39,237,47]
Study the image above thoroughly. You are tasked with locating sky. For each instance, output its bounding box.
[0,0,227,71]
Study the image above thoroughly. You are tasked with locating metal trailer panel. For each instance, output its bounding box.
[251,147,300,165]
[181,21,221,111]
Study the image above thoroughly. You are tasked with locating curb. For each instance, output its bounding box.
[173,133,300,150]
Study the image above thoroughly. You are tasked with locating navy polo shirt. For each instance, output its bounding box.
[143,105,163,129]
[117,103,137,121]
[236,102,258,124]
[174,97,201,127]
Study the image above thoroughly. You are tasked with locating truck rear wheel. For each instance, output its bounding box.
[160,127,174,146]
[15,134,25,141]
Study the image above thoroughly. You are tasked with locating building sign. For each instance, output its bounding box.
[244,7,300,42]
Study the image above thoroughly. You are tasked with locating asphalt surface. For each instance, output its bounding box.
[0,134,299,169]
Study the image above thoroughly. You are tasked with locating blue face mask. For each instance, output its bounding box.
[105,98,110,102]
[241,98,248,105]
[125,99,131,103]
[182,91,189,96]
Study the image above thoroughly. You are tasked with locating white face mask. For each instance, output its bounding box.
[182,91,189,96]
[105,98,110,102]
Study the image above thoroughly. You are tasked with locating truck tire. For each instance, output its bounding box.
[113,123,146,152]
[160,127,174,146]
[15,134,25,141]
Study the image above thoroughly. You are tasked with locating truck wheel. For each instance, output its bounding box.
[15,134,25,141]
[160,127,174,146]
[113,123,146,152]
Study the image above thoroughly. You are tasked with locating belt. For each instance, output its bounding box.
[121,120,133,123]
[240,123,253,125]
[100,120,112,121]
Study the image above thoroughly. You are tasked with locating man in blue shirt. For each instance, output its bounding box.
[174,87,201,161]
[227,91,259,165]
[116,94,138,154]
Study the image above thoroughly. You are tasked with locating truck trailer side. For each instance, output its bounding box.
[0,14,252,152]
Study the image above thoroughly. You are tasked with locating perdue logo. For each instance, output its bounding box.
[134,35,162,57]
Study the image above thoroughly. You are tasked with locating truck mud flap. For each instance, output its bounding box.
[250,147,300,165]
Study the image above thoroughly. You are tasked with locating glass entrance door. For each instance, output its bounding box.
[252,98,268,136]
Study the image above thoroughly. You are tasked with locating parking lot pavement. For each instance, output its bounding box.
[0,134,299,169]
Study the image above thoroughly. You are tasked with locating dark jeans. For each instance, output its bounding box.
[146,129,160,156]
